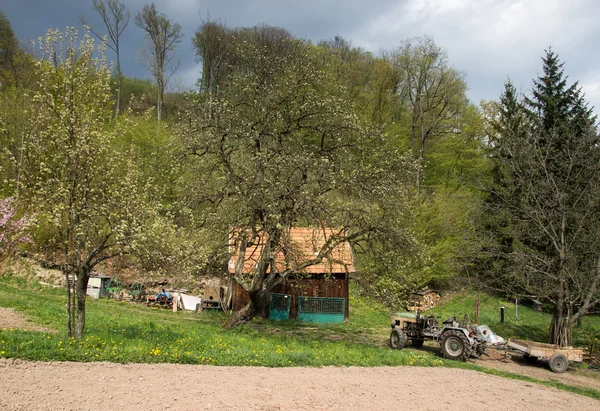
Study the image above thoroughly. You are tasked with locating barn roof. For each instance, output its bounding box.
[228,227,355,275]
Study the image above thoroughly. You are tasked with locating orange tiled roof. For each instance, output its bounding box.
[228,227,355,275]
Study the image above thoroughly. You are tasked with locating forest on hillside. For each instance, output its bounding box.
[1,1,599,345]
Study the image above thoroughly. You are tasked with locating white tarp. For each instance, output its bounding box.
[474,325,505,345]
[172,292,202,311]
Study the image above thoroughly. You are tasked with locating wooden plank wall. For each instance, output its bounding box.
[232,273,349,320]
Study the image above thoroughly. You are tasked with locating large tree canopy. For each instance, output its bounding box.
[180,38,417,328]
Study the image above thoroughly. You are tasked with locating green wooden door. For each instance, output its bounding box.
[269,293,291,320]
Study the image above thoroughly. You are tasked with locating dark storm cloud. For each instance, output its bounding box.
[3,0,600,112]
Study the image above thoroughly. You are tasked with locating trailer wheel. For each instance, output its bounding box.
[440,330,469,361]
[390,329,407,349]
[548,353,568,373]
[411,339,424,348]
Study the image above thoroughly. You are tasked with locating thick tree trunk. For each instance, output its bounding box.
[223,301,260,329]
[223,289,270,329]
[548,301,572,347]
[74,269,90,340]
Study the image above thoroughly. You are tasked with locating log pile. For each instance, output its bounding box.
[407,288,441,313]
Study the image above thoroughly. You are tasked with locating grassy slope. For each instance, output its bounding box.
[1,275,599,399]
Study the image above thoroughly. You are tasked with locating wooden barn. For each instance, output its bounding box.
[228,227,355,323]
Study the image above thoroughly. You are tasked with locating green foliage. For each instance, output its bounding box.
[193,21,293,94]
[0,11,18,72]
[0,14,36,195]
[417,189,479,281]
[23,29,155,260]
[524,49,596,134]
[0,83,35,196]
[117,76,156,113]
[181,36,418,327]
[484,49,600,345]
[16,28,163,338]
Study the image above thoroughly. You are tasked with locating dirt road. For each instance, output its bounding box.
[1,307,599,410]
[0,358,599,411]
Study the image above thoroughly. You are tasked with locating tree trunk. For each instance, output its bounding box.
[223,289,269,329]
[223,301,260,329]
[115,60,121,118]
[65,265,74,338]
[157,87,162,122]
[548,301,572,347]
[74,269,90,339]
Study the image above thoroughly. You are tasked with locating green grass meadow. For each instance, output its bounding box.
[1,275,600,399]
[0,276,443,367]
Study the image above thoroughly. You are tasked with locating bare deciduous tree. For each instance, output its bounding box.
[193,15,230,95]
[135,2,182,121]
[80,0,130,117]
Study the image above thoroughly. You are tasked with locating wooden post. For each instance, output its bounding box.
[172,291,179,312]
[475,293,480,324]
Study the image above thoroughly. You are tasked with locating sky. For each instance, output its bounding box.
[3,0,600,113]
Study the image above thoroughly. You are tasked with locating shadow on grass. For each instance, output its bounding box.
[246,318,391,348]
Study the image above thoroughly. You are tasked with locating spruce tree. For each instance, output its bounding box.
[0,11,18,72]
[485,50,600,346]
[525,48,596,138]
[478,81,525,291]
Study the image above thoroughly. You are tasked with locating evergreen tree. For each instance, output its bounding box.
[524,49,596,139]
[486,50,600,346]
[477,81,526,290]
[0,11,18,71]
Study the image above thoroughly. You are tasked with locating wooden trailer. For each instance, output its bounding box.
[505,338,585,373]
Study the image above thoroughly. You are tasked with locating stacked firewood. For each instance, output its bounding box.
[407,289,441,313]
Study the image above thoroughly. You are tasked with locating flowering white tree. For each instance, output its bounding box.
[21,29,155,339]
[181,38,417,328]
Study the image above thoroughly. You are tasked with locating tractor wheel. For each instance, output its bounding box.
[440,330,470,361]
[548,353,568,373]
[411,339,424,348]
[390,329,407,349]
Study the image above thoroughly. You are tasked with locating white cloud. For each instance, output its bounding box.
[359,0,596,68]
[580,80,600,113]
[347,0,599,109]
